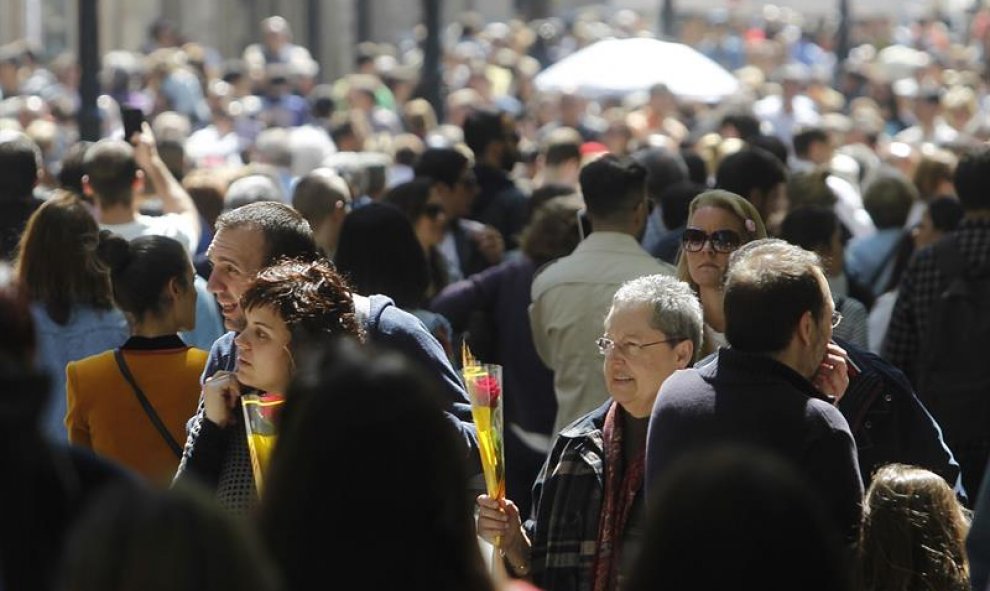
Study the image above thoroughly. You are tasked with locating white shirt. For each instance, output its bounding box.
[530,231,676,433]
[101,213,198,255]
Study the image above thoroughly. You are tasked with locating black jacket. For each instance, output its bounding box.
[647,348,864,541]
[835,337,961,494]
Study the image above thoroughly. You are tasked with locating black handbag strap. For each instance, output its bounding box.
[114,349,183,459]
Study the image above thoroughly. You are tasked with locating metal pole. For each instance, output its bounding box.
[660,0,676,40]
[78,0,101,141]
[357,0,372,42]
[836,0,851,64]
[307,0,321,81]
[422,0,444,122]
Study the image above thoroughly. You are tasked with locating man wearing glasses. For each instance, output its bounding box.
[646,239,864,542]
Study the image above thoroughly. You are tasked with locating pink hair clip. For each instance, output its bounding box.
[745,219,757,233]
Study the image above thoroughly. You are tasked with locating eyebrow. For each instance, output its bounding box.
[252,321,273,330]
[209,254,242,267]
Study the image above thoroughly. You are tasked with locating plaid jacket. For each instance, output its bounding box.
[883,218,990,385]
[526,401,610,591]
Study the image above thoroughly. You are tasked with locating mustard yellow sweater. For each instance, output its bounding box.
[66,337,207,486]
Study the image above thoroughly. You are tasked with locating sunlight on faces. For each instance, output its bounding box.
[234,305,293,394]
[684,206,746,289]
[206,226,267,331]
[602,302,685,418]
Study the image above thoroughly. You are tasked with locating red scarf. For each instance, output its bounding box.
[590,402,645,591]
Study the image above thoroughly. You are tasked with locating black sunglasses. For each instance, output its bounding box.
[681,228,742,253]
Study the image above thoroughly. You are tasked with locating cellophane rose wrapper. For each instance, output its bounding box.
[242,393,285,497]
[464,364,505,504]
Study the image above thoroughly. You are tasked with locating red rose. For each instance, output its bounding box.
[474,375,501,407]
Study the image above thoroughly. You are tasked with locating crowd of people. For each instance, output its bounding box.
[4,4,990,590]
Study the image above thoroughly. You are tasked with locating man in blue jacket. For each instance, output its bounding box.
[174,201,478,512]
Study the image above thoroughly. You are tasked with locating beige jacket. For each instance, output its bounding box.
[530,231,675,434]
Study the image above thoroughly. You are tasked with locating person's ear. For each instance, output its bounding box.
[674,339,694,369]
[133,169,145,192]
[797,310,815,347]
[82,174,94,196]
[167,276,184,300]
[331,200,349,221]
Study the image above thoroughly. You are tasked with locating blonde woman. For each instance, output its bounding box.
[676,190,767,357]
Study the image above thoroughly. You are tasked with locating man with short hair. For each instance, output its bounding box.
[463,108,528,250]
[531,154,675,433]
[715,146,789,234]
[0,131,44,260]
[884,146,990,497]
[84,127,220,351]
[83,126,201,254]
[415,147,503,280]
[291,168,351,257]
[791,126,875,239]
[176,201,477,511]
[536,126,582,191]
[647,239,863,540]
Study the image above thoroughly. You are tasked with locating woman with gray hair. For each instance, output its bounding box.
[477,274,702,591]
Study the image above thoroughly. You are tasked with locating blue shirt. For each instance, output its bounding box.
[31,304,128,442]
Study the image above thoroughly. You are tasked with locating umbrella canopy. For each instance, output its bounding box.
[534,37,740,103]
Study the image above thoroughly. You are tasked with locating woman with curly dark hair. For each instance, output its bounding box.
[857,464,970,591]
[184,259,363,506]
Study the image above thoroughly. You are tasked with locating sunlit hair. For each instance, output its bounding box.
[675,189,767,289]
[15,191,114,325]
[609,274,704,363]
[240,260,365,345]
[857,464,970,591]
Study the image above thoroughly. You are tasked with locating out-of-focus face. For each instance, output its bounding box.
[683,205,746,290]
[436,166,477,220]
[818,225,845,278]
[601,302,687,418]
[234,305,293,394]
[414,192,447,249]
[206,226,267,331]
[762,182,789,234]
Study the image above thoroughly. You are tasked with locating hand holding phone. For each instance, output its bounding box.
[121,106,144,144]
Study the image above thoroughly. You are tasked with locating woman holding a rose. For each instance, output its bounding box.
[477,274,703,590]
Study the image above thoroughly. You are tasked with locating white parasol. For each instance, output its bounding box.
[533,37,740,103]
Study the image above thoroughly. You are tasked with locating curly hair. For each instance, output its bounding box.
[240,260,365,344]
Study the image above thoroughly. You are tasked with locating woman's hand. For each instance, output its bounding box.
[203,371,242,428]
[476,495,530,573]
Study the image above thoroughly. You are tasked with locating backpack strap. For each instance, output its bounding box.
[114,349,183,459]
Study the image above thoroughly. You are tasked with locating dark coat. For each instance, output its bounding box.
[835,337,961,493]
[646,348,864,541]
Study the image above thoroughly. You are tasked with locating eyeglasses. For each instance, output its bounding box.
[831,310,843,328]
[423,203,445,219]
[596,335,683,358]
[681,228,742,254]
